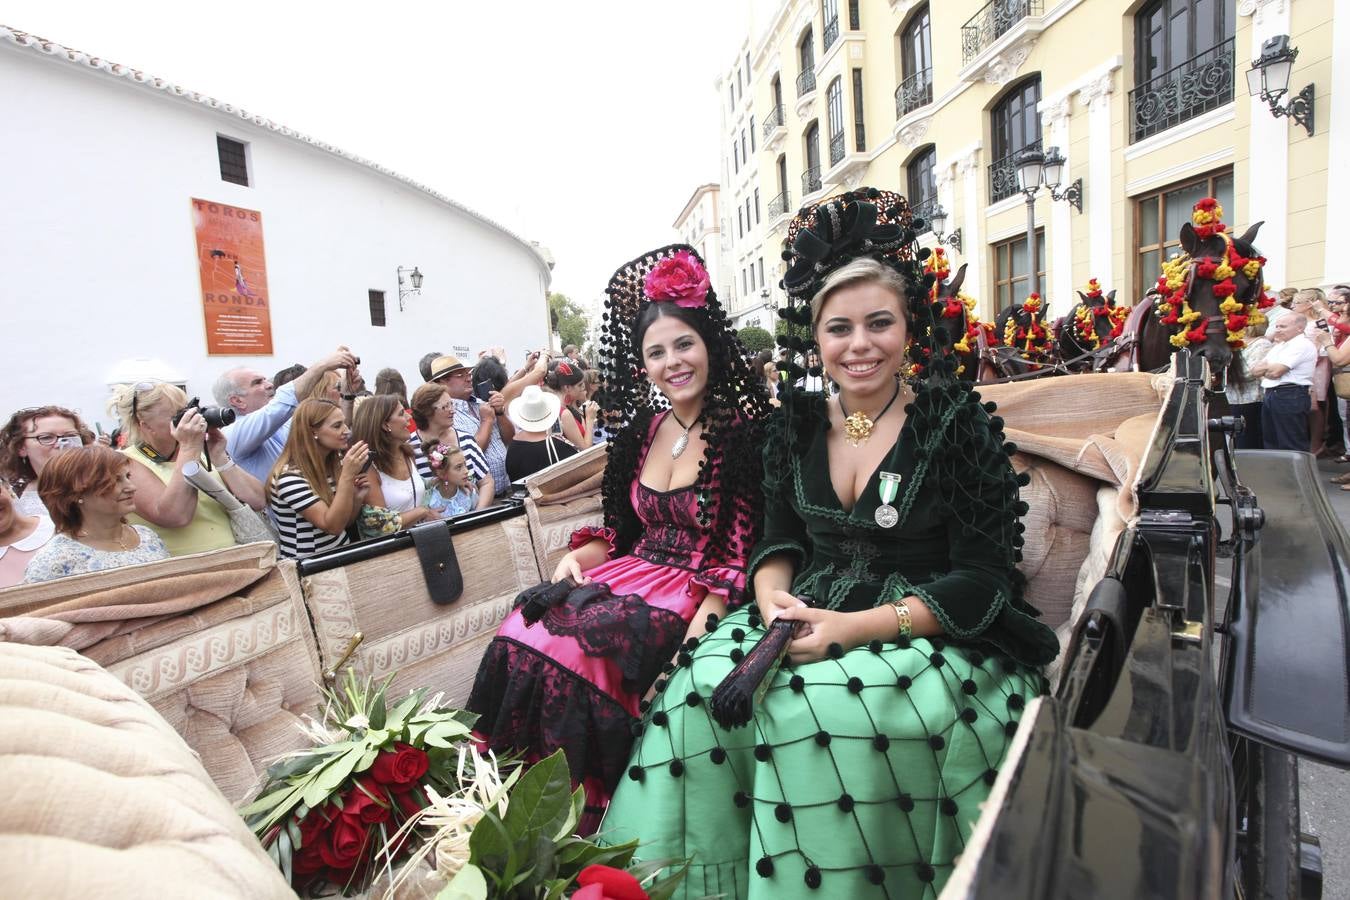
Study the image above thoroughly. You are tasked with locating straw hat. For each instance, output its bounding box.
[507,385,562,433]
[428,355,467,381]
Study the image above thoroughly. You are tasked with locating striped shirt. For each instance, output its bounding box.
[453,398,509,495]
[410,430,489,484]
[268,470,350,560]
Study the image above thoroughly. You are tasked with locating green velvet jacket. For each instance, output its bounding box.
[746,382,1059,667]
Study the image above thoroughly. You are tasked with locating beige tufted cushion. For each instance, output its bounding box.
[1010,452,1101,631]
[523,443,607,578]
[0,641,296,899]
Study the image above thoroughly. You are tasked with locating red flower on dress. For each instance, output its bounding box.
[643,250,711,308]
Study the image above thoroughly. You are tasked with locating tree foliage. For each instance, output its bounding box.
[548,292,589,350]
[737,325,774,353]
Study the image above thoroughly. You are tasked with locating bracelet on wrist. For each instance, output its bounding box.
[890,599,912,640]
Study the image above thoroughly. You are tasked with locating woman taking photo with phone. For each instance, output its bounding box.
[349,395,439,534]
[266,399,370,560]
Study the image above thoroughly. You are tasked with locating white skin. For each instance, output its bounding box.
[362,406,437,526]
[433,453,492,510]
[546,379,589,449]
[299,408,371,535]
[757,281,941,665]
[551,313,726,650]
[130,400,266,524]
[17,415,84,485]
[1250,314,1309,378]
[420,391,458,446]
[226,347,358,415]
[76,465,142,552]
[0,480,39,550]
[437,367,516,445]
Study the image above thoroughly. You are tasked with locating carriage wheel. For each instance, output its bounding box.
[1231,734,1310,898]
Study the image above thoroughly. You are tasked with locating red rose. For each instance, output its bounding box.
[293,842,327,877]
[394,786,425,819]
[343,779,393,826]
[319,815,369,870]
[297,802,337,849]
[575,864,649,900]
[368,743,429,791]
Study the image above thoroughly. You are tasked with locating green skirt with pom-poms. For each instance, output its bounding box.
[597,604,1044,900]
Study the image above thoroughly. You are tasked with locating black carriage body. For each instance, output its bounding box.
[951,352,1348,900]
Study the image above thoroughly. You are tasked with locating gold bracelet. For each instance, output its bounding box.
[890,599,912,640]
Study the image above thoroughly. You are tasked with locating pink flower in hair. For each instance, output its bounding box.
[644,250,710,308]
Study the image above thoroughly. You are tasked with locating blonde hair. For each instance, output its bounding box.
[268,399,344,503]
[107,381,188,447]
[307,371,341,402]
[1293,287,1325,306]
[809,258,911,328]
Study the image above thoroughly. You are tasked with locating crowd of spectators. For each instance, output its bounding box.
[0,344,605,587]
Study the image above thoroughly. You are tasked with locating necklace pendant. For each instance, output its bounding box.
[671,431,689,459]
[843,411,874,447]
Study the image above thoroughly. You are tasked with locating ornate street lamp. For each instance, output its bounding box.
[1246,35,1314,137]
[1014,145,1083,296]
[1041,147,1083,212]
[927,205,963,254]
[397,266,424,311]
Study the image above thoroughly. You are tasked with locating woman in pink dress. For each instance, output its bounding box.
[469,245,772,830]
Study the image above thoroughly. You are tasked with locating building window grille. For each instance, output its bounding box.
[827,78,845,165]
[906,146,938,233]
[1129,0,1234,142]
[851,68,866,152]
[803,121,822,194]
[217,136,249,186]
[988,76,1042,203]
[992,228,1046,310]
[368,290,387,327]
[896,6,933,119]
[1133,168,1233,297]
[798,28,816,96]
[823,0,840,51]
[962,0,1042,65]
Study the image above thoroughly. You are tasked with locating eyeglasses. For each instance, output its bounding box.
[24,432,83,448]
[129,381,156,422]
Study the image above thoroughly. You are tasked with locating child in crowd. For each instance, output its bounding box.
[422,443,490,518]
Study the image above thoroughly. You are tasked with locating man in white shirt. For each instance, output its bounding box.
[1250,314,1317,451]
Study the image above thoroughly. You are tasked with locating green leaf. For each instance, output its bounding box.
[554,786,585,842]
[238,783,302,818]
[554,837,638,873]
[369,690,387,730]
[383,692,422,733]
[435,863,488,900]
[644,861,693,900]
[466,809,515,871]
[277,823,293,886]
[423,719,473,748]
[285,816,302,852]
[501,751,574,845]
[301,743,364,808]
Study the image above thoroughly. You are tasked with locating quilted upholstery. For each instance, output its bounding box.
[0,641,296,899]
[1010,452,1102,630]
[522,442,607,577]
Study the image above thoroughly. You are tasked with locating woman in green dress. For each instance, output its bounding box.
[599,190,1059,899]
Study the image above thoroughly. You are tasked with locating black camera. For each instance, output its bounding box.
[172,397,236,429]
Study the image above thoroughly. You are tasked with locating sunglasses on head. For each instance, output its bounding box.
[129,381,156,422]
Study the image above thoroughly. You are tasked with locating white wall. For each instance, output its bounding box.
[0,46,551,430]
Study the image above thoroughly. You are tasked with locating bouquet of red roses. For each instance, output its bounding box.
[238,671,483,894]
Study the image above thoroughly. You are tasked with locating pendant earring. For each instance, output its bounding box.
[77,498,84,504]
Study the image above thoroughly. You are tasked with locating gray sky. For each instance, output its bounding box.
[3,0,749,306]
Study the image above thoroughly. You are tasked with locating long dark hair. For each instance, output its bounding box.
[597,246,772,568]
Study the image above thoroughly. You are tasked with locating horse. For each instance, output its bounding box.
[1056,280,1131,372]
[988,293,1058,378]
[1133,214,1267,394]
[925,262,997,381]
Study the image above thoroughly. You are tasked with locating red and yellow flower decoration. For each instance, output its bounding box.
[1154,199,1268,350]
[1001,293,1053,368]
[1072,278,1128,350]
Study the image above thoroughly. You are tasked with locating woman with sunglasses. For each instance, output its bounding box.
[108,382,265,556]
[0,405,96,518]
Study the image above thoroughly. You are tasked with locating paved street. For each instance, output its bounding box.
[1302,458,1350,899]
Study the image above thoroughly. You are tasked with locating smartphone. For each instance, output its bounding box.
[474,380,493,402]
[358,456,374,474]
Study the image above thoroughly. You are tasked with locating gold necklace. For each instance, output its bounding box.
[837,382,902,447]
[79,524,131,551]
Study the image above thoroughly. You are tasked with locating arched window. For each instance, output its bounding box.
[827,77,845,165]
[803,121,822,195]
[797,28,816,96]
[1130,0,1235,141]
[906,145,938,231]
[988,76,1041,203]
[896,5,933,118]
[823,0,840,51]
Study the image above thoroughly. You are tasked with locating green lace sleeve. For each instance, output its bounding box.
[745,402,810,587]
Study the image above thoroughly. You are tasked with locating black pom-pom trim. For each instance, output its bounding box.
[866,864,886,885]
[895,634,912,650]
[866,188,881,199]
[653,678,668,693]
[868,639,884,654]
[873,734,891,752]
[917,863,936,883]
[1005,720,1020,737]
[669,760,685,777]
[847,677,864,694]
[961,679,978,695]
[941,798,959,817]
[686,691,702,707]
[638,699,651,713]
[729,648,745,663]
[705,613,720,630]
[754,743,772,761]
[984,768,999,786]
[734,790,750,807]
[731,628,746,642]
[804,866,822,889]
[898,793,915,812]
[815,730,832,747]
[651,710,669,727]
[1008,693,1025,710]
[897,674,913,690]
[756,857,775,878]
[789,674,806,692]
[961,707,979,724]
[827,642,844,660]
[677,651,693,667]
[968,650,986,667]
[930,651,946,668]
[628,765,644,782]
[928,734,946,751]
[837,793,855,812]
[775,803,793,823]
[710,747,727,765]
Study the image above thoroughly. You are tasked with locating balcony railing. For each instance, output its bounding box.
[829,131,846,166]
[763,105,785,140]
[823,17,840,52]
[802,166,823,196]
[895,67,934,119]
[1128,38,1234,143]
[797,68,817,97]
[962,0,1042,65]
[855,122,866,154]
[768,189,792,219]
[988,139,1040,204]
[909,196,940,234]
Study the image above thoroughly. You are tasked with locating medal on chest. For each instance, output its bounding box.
[874,471,902,528]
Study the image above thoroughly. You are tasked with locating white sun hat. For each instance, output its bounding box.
[507,385,562,433]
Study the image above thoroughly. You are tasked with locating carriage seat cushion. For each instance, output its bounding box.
[0,641,295,899]
[1010,452,1101,631]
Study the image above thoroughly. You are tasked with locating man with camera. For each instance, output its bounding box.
[214,347,360,482]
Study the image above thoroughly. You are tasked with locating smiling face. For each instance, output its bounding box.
[639,312,710,408]
[315,407,351,452]
[82,465,137,522]
[814,280,908,400]
[19,414,84,476]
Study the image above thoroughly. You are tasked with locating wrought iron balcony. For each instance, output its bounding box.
[895,67,934,119]
[988,139,1040,204]
[855,122,866,154]
[909,196,940,234]
[763,105,786,141]
[797,68,817,97]
[802,166,823,196]
[823,17,840,52]
[829,131,846,166]
[962,0,1042,65]
[1128,38,1234,143]
[768,189,792,220]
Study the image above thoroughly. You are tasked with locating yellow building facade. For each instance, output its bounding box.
[717,0,1340,323]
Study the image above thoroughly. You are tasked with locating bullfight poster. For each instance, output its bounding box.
[191,198,274,355]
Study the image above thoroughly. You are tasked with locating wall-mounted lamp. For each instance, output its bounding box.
[396,266,423,311]
[1246,34,1314,137]
[1017,147,1082,213]
[927,205,963,254]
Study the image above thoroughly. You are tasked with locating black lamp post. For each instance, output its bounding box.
[397,266,424,311]
[1246,35,1314,137]
[928,205,963,254]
